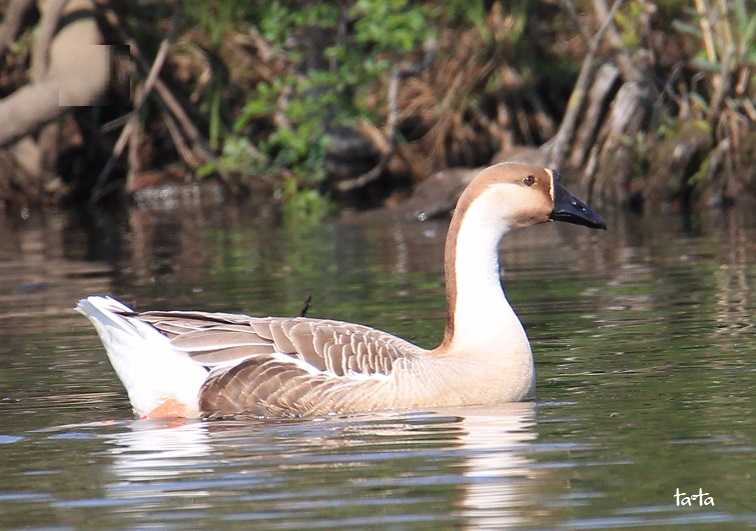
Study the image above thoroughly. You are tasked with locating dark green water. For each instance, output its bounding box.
[0,199,754,529]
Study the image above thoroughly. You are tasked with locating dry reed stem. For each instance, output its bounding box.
[396,20,502,175]
[694,0,718,63]
[91,38,171,203]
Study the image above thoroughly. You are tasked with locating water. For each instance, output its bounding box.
[0,199,754,529]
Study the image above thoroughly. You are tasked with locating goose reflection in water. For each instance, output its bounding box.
[105,403,541,528]
[440,403,538,528]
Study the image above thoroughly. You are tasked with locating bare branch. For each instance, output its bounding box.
[98,3,215,163]
[707,47,734,127]
[336,39,437,192]
[91,38,171,203]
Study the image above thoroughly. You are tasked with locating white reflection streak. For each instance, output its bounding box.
[448,402,537,529]
[107,420,212,485]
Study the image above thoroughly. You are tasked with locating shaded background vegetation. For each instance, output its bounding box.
[0,0,753,219]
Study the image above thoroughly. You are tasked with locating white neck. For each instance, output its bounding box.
[446,190,531,359]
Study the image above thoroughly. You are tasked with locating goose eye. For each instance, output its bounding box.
[523,175,535,186]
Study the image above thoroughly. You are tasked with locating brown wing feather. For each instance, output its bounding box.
[200,354,339,417]
[190,344,275,364]
[170,330,267,351]
[133,309,422,416]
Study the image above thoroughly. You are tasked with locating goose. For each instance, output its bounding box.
[77,163,606,419]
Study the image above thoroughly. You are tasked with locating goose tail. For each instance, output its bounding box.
[76,296,208,418]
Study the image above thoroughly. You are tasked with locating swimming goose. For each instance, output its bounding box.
[77,163,605,419]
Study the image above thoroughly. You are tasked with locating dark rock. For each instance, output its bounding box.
[397,167,480,221]
[324,126,381,182]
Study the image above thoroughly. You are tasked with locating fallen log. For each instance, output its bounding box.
[0,0,110,147]
[569,63,620,168]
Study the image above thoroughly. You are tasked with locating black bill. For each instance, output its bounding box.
[549,182,607,230]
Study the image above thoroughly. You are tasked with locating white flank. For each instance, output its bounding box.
[76,296,209,417]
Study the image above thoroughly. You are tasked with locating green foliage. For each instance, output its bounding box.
[614,0,646,49]
[178,0,750,213]
[233,80,279,129]
[181,0,533,214]
[259,2,340,48]
[438,0,488,29]
[734,0,756,61]
[226,0,433,208]
[183,2,245,151]
[352,0,429,51]
[671,0,755,70]
[184,0,249,46]
[197,137,265,179]
[280,176,334,227]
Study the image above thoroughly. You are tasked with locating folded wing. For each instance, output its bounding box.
[137,310,422,416]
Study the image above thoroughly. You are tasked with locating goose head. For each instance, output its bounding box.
[454,162,606,233]
[440,163,606,356]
